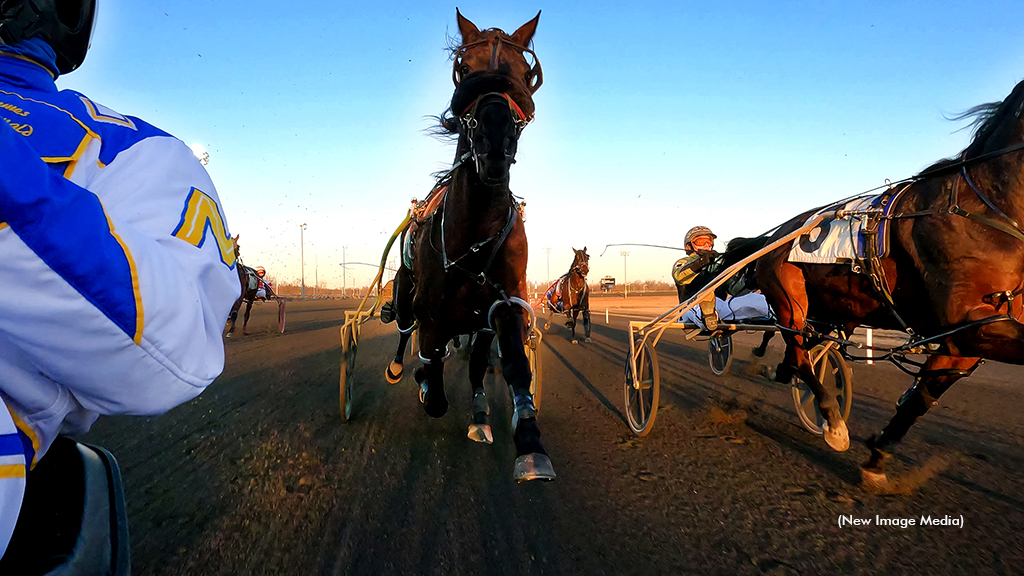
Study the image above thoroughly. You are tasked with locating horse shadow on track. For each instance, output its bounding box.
[542,338,625,424]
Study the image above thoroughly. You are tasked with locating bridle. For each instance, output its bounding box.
[428,92,530,295]
[452,32,543,93]
[459,91,532,183]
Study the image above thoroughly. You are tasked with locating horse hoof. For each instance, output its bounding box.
[421,384,448,418]
[585,337,592,343]
[571,339,578,345]
[823,419,850,452]
[860,468,890,492]
[225,332,233,339]
[513,453,557,482]
[467,424,493,444]
[385,362,403,384]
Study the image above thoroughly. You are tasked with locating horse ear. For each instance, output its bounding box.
[511,10,541,47]
[456,8,481,43]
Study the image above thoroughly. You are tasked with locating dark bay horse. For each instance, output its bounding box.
[226,235,281,337]
[383,10,554,482]
[543,247,591,343]
[752,78,1024,488]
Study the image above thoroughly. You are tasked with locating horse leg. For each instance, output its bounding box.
[386,266,416,383]
[861,355,980,489]
[386,325,414,384]
[414,329,449,418]
[582,308,592,343]
[953,315,1024,363]
[753,331,774,357]
[763,261,848,451]
[242,300,253,335]
[467,331,495,444]
[226,298,242,337]
[544,306,553,331]
[493,303,555,481]
[569,309,579,344]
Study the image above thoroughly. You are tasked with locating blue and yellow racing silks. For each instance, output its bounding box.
[0,40,241,556]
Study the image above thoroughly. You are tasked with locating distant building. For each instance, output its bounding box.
[600,276,616,292]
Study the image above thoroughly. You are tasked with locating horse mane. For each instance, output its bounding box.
[917,79,1024,176]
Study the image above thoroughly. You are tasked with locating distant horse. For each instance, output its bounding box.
[226,235,281,337]
[750,79,1024,488]
[543,247,591,343]
[383,10,554,482]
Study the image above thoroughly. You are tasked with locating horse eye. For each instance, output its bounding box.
[460,65,470,76]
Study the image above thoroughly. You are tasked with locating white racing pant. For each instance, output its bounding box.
[679,293,773,330]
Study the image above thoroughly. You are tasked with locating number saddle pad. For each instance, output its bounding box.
[786,191,904,266]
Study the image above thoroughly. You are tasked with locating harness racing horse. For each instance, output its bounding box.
[543,247,591,343]
[751,79,1024,489]
[226,235,284,337]
[383,10,554,482]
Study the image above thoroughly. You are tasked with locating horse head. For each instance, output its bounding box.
[453,87,525,186]
[453,9,542,94]
[448,11,541,187]
[572,247,590,277]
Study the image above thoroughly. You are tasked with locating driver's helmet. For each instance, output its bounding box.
[255,266,266,277]
[0,0,98,74]
[684,226,717,253]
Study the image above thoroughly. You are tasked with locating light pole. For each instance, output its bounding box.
[300,223,307,298]
[342,246,347,297]
[620,251,629,299]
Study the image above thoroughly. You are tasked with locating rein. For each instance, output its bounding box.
[883,141,1024,243]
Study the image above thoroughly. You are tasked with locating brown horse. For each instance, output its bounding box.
[383,10,553,482]
[543,247,591,343]
[226,235,281,337]
[753,78,1024,488]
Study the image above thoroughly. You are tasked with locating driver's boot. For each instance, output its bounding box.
[698,295,719,331]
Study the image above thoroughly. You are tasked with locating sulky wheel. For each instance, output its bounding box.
[339,324,357,423]
[623,340,660,436]
[791,343,854,435]
[708,332,733,376]
[525,326,543,412]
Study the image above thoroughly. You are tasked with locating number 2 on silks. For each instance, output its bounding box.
[172,188,236,268]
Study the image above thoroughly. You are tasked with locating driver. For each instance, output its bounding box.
[0,0,239,557]
[672,226,720,330]
[254,266,277,300]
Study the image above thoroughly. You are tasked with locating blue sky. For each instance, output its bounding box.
[62,1,1024,288]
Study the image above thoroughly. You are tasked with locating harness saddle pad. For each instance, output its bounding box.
[787,194,895,265]
[545,276,566,313]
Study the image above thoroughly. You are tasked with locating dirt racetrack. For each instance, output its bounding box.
[81,296,1024,575]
